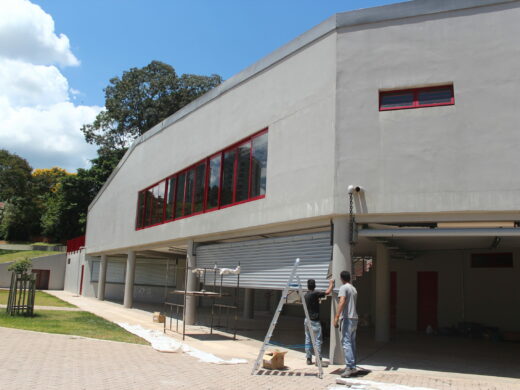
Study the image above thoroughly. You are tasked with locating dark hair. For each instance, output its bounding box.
[340,271,351,283]
[307,279,316,290]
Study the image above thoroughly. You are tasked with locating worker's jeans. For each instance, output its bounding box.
[304,319,322,359]
[341,318,358,369]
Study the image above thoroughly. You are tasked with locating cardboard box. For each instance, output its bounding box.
[262,350,287,370]
[153,312,165,323]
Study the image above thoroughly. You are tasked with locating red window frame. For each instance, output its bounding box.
[379,85,454,111]
[135,128,268,230]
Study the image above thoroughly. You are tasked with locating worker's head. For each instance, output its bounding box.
[340,271,351,284]
[307,279,316,291]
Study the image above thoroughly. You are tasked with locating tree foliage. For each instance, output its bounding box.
[0,149,33,202]
[81,60,222,151]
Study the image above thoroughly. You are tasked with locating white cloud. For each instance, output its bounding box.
[0,0,79,66]
[0,0,102,171]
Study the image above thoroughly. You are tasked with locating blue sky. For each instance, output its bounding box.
[0,0,398,171]
[34,0,397,107]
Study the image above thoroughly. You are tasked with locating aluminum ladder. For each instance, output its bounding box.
[251,258,323,379]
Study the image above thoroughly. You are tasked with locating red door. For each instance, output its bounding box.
[417,271,438,331]
[79,265,85,295]
[390,272,397,330]
[32,270,50,290]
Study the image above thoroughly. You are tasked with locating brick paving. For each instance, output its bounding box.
[1,326,520,390]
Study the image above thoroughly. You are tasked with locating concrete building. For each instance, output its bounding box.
[71,0,520,363]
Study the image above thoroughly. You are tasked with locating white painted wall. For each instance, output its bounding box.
[86,33,337,254]
[335,2,520,216]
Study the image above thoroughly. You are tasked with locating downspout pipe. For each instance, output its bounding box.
[358,228,520,238]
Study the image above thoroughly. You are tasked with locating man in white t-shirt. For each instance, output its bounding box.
[333,270,358,378]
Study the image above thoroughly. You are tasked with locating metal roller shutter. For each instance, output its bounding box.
[196,232,331,290]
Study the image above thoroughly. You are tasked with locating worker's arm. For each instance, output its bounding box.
[325,279,335,295]
[334,296,346,328]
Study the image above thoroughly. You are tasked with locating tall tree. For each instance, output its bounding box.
[0,149,32,202]
[0,150,37,241]
[81,60,222,151]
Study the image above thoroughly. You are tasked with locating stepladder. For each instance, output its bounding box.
[251,258,324,379]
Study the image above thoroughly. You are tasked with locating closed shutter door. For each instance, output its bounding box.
[196,232,331,290]
[135,262,175,287]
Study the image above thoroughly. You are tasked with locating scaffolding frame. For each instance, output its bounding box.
[164,261,240,340]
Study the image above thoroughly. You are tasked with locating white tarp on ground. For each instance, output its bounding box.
[118,323,247,365]
[331,378,439,390]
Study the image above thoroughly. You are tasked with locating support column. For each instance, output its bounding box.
[123,250,136,308]
[185,240,197,325]
[375,243,390,342]
[243,288,255,319]
[97,254,107,300]
[330,216,352,364]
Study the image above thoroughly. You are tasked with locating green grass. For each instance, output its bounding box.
[0,290,76,307]
[0,310,149,344]
[0,249,22,256]
[0,250,63,264]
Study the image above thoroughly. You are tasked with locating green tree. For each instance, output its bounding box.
[0,150,38,241]
[81,60,222,151]
[0,149,32,201]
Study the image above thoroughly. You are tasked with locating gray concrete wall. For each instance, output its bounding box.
[335,2,520,218]
[86,32,337,255]
[0,253,66,289]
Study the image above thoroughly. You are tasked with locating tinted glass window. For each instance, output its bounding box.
[136,191,145,228]
[144,188,153,226]
[380,92,414,108]
[221,150,235,206]
[235,142,251,202]
[165,177,176,220]
[175,172,186,218]
[251,133,268,198]
[471,253,513,268]
[193,163,206,213]
[151,181,165,225]
[184,169,195,216]
[207,155,221,209]
[418,88,453,106]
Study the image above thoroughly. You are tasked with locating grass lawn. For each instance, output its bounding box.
[0,250,63,264]
[0,249,22,256]
[0,290,76,307]
[0,310,148,345]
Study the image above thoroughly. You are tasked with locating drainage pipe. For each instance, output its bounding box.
[358,227,520,238]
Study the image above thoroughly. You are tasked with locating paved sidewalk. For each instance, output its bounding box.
[41,291,520,390]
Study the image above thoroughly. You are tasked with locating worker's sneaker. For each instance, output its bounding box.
[340,367,358,378]
[306,358,313,365]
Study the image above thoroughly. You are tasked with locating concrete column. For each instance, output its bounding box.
[185,240,197,325]
[329,216,352,364]
[375,243,390,342]
[123,250,136,308]
[97,254,108,300]
[243,288,255,319]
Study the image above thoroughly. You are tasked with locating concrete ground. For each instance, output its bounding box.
[32,290,520,390]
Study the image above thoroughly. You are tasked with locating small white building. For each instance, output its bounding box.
[68,0,520,363]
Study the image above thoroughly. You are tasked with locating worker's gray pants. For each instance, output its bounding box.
[304,319,322,359]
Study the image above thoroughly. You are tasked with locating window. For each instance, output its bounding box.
[136,129,268,230]
[207,154,221,210]
[471,253,513,268]
[165,176,176,220]
[193,162,206,213]
[251,132,268,198]
[380,85,454,111]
